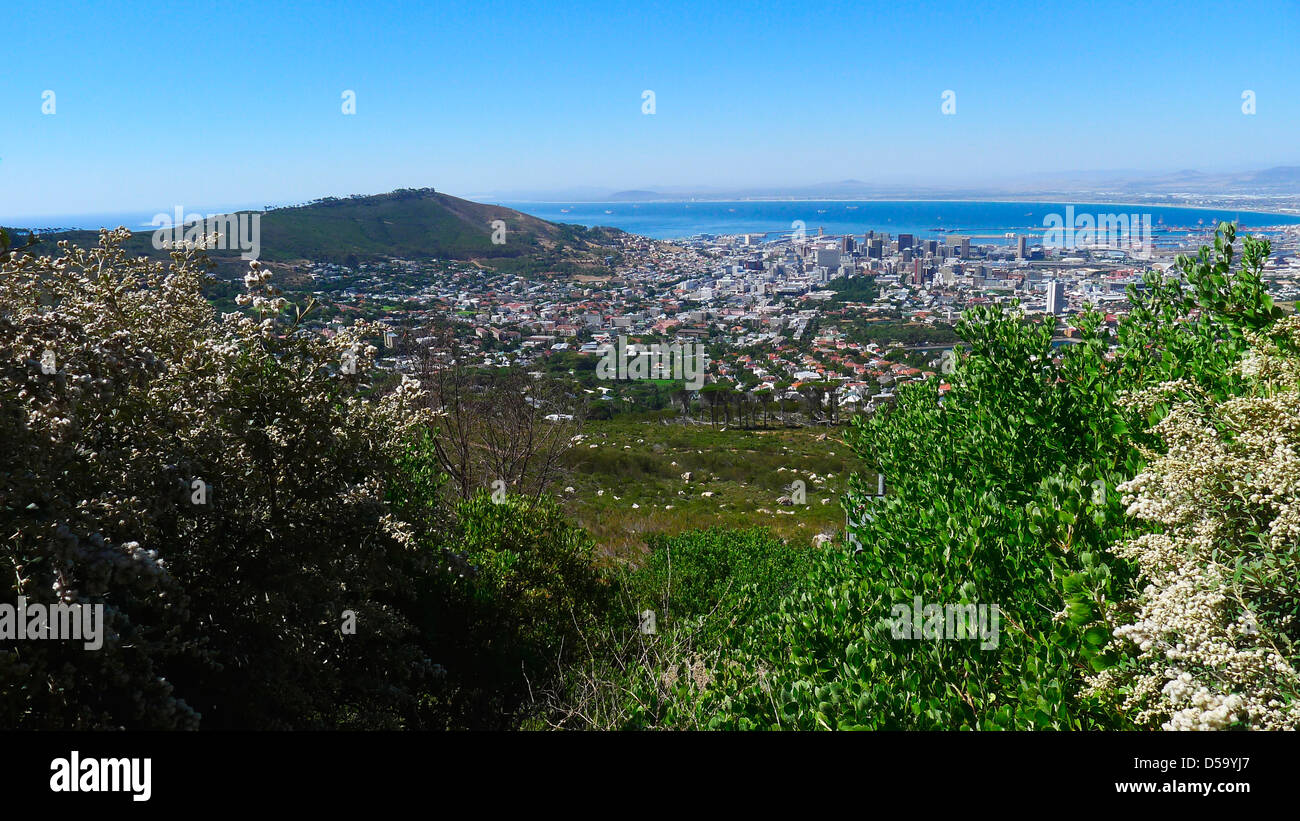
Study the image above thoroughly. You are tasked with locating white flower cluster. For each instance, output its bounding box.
[235,260,288,314]
[1088,319,1300,730]
[2,228,434,728]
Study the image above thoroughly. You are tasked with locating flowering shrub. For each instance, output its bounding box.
[1088,318,1300,729]
[1,229,436,728]
[603,223,1287,730]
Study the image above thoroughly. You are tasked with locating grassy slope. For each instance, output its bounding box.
[559,419,872,560]
[9,188,620,274]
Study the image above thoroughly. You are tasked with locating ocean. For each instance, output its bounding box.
[497,199,1300,244]
[8,199,1299,247]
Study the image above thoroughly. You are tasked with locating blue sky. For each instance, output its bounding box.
[2,0,1297,218]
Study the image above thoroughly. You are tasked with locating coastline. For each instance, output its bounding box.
[500,197,1300,221]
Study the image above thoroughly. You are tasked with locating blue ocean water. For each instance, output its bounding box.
[10,200,1298,246]
[499,199,1300,243]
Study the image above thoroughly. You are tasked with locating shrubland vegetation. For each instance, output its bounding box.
[559,419,860,556]
[4,223,1296,730]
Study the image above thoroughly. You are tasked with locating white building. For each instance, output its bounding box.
[1046,280,1067,315]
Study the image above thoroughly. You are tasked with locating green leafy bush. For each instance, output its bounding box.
[545,527,812,729]
[410,492,616,728]
[627,223,1287,730]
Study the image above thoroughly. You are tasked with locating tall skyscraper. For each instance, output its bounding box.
[1046,280,1066,315]
[898,233,914,252]
[1017,236,1028,259]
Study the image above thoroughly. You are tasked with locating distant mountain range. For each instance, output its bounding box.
[10,188,624,276]
[498,166,1300,203]
[1091,166,1300,195]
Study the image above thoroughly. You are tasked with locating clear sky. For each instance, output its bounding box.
[2,0,1298,218]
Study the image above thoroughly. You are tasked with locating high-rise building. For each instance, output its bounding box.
[814,248,841,269]
[1017,236,1028,259]
[1046,280,1066,315]
[841,236,855,254]
[898,233,914,251]
[868,239,883,259]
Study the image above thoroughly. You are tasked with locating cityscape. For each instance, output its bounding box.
[308,212,1300,416]
[3,0,1300,805]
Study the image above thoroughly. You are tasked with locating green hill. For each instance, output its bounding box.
[9,188,624,275]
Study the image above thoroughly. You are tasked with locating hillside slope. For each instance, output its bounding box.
[12,188,623,275]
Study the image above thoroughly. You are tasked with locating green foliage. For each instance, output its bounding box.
[828,275,879,303]
[544,527,814,729]
[1085,321,1300,728]
[1117,222,1282,402]
[622,222,1284,730]
[627,528,812,638]
[411,492,616,728]
[843,319,960,347]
